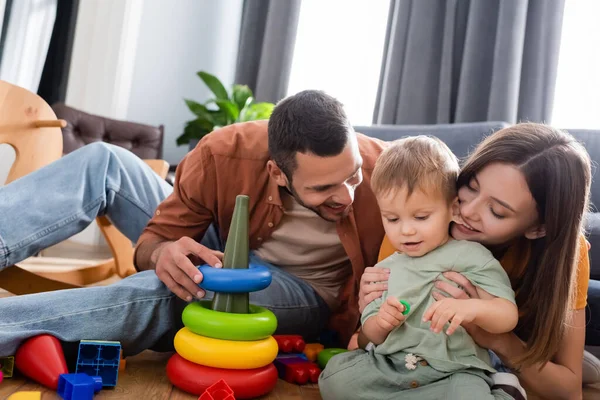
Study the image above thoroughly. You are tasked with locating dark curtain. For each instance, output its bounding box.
[234,0,302,103]
[373,0,566,125]
[37,0,80,105]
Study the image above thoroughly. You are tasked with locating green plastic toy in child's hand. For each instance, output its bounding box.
[399,300,411,315]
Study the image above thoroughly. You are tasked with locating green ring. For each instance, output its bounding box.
[182,300,277,341]
[400,300,411,315]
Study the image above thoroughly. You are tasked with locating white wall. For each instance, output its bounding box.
[126,0,243,164]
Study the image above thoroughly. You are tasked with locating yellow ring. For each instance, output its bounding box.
[174,327,278,369]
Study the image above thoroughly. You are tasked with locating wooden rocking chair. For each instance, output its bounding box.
[0,80,168,295]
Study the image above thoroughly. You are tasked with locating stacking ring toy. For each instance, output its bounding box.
[166,353,278,399]
[400,300,411,315]
[174,327,278,369]
[197,263,272,293]
[182,301,277,341]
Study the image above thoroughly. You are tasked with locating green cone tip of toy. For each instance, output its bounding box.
[211,195,250,313]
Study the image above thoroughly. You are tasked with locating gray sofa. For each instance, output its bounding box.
[356,122,599,280]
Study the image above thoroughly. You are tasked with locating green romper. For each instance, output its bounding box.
[319,240,516,400]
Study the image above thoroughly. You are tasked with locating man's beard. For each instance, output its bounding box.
[283,184,345,223]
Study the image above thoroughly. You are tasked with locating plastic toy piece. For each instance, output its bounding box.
[276,353,308,361]
[57,373,102,400]
[303,343,324,362]
[198,263,272,293]
[174,327,277,369]
[274,357,320,385]
[15,335,68,390]
[198,379,235,400]
[273,335,305,353]
[317,348,348,369]
[75,340,121,387]
[7,392,41,400]
[182,301,277,341]
[166,353,278,399]
[0,356,14,378]
[118,350,126,372]
[400,300,411,315]
[0,370,3,383]
[212,195,250,313]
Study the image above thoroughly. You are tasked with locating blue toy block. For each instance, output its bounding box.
[75,340,121,387]
[57,373,102,400]
[276,353,308,361]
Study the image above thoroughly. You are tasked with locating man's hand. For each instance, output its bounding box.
[422,298,479,335]
[375,296,407,332]
[153,237,223,301]
[358,266,390,312]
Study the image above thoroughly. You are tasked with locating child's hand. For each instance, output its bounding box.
[422,298,479,335]
[376,296,407,332]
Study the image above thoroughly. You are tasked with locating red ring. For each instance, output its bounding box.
[166,353,278,399]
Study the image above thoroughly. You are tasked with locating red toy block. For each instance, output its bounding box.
[0,370,3,383]
[273,335,305,353]
[15,335,68,390]
[274,357,320,385]
[303,343,324,362]
[198,379,235,400]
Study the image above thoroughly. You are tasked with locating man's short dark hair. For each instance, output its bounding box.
[268,90,352,179]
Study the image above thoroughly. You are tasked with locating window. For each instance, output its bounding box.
[552,0,600,129]
[287,0,390,125]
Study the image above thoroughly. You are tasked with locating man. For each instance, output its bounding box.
[0,90,386,355]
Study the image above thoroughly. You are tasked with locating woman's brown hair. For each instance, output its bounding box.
[458,123,591,368]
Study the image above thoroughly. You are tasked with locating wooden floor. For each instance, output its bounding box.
[0,351,322,400]
[2,349,600,399]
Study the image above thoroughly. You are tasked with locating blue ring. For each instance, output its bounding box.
[197,263,272,293]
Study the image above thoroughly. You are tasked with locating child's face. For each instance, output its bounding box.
[377,186,459,257]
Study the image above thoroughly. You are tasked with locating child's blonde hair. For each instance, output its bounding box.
[371,135,459,203]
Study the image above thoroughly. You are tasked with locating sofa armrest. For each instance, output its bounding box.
[586,212,600,280]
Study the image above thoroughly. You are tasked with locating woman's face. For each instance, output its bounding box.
[451,162,543,247]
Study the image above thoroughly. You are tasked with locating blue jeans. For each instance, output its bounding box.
[0,143,329,356]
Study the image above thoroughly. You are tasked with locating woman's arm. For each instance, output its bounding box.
[492,310,584,400]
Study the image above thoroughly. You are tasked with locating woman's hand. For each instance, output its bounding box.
[432,271,479,299]
[358,266,390,313]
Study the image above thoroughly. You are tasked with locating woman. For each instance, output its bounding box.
[359,123,591,399]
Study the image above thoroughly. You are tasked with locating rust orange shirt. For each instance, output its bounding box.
[137,121,388,345]
[378,234,590,310]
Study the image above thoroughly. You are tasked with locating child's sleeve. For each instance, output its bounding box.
[459,245,516,304]
[361,291,387,326]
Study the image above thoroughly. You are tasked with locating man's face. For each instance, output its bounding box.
[285,137,363,222]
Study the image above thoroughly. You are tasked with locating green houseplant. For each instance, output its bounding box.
[176,71,275,147]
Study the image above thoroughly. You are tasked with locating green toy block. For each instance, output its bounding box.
[317,348,348,369]
[211,195,250,313]
[0,355,15,378]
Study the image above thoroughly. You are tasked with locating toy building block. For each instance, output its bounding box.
[317,348,348,369]
[7,392,41,400]
[198,379,235,400]
[303,343,324,362]
[15,335,68,390]
[274,356,320,385]
[57,373,102,400]
[212,195,250,314]
[118,349,126,372]
[0,356,14,378]
[75,340,121,387]
[273,335,305,353]
[276,353,308,361]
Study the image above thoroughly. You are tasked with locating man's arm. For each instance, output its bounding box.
[135,236,170,272]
